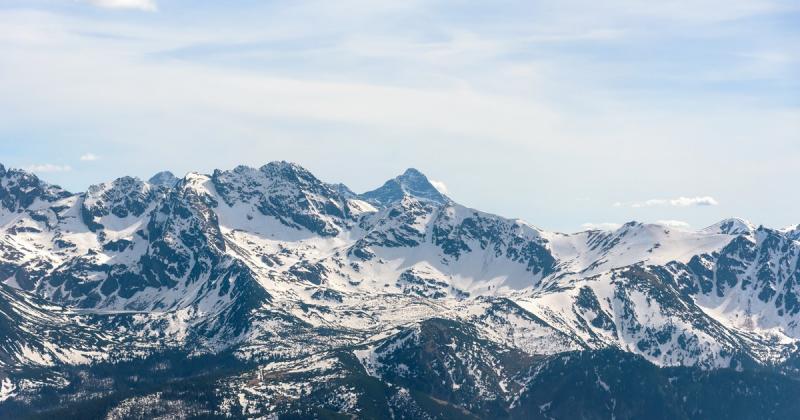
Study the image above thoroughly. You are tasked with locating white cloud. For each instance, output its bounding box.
[669,196,719,207]
[623,196,719,208]
[87,0,157,11]
[580,222,622,231]
[80,153,99,161]
[429,179,448,195]
[655,220,692,230]
[25,164,72,173]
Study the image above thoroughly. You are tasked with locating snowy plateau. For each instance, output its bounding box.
[1,161,800,419]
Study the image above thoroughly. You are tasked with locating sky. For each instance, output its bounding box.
[0,0,798,233]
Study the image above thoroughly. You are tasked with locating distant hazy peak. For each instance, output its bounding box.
[360,168,448,207]
[148,171,179,188]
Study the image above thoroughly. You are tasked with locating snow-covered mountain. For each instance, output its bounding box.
[1,161,799,418]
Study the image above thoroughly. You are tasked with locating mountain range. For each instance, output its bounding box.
[1,161,800,419]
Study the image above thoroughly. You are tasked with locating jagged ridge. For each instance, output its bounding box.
[1,161,800,418]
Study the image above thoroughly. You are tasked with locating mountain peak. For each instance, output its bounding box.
[360,168,448,207]
[148,171,179,188]
[101,176,152,195]
[260,160,309,175]
[703,217,755,235]
[258,161,325,186]
[0,166,71,212]
[400,167,425,178]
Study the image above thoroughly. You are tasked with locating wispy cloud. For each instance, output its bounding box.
[80,153,100,161]
[25,164,72,173]
[616,196,719,208]
[87,0,157,12]
[429,179,449,195]
[668,196,719,207]
[655,220,692,229]
[581,222,622,231]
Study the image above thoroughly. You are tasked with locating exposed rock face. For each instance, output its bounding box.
[1,161,799,419]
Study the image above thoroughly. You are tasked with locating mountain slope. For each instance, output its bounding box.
[1,161,799,418]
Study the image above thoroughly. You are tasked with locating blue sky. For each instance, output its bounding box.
[0,0,798,232]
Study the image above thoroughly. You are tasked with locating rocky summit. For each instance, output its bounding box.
[1,162,800,419]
